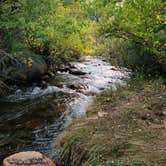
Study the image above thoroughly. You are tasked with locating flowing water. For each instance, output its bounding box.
[0,56,130,163]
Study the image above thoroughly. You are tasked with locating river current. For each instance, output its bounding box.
[0,56,130,163]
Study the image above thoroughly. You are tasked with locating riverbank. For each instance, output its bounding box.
[59,75,166,166]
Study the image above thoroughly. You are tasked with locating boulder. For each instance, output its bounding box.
[24,53,47,80]
[0,51,47,83]
[3,151,56,166]
[68,69,87,75]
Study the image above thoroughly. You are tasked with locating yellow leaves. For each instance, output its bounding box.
[156,14,161,20]
[82,48,94,55]
[22,57,33,67]
[153,41,160,48]
[105,17,114,25]
[57,3,70,14]
[67,34,82,50]
[45,27,55,39]
[57,3,80,15]
[137,32,143,37]
[64,31,95,55]
[27,57,33,67]
[147,28,153,33]
[22,1,97,62]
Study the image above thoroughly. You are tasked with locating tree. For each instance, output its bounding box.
[94,0,166,74]
[0,0,95,64]
[100,0,165,59]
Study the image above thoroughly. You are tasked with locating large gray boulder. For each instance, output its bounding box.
[0,51,47,83]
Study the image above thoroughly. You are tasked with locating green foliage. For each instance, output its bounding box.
[96,0,166,74]
[1,0,165,71]
[0,0,95,64]
[108,38,166,75]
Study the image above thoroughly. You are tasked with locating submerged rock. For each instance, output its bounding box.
[3,151,56,166]
[58,65,70,73]
[68,84,86,91]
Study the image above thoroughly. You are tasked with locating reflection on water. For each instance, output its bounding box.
[0,56,130,163]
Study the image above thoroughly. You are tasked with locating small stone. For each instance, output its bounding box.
[48,71,55,77]
[42,75,50,80]
[3,151,56,166]
[98,111,108,118]
[110,66,117,71]
[41,80,49,89]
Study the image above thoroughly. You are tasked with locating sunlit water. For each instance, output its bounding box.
[0,56,130,163]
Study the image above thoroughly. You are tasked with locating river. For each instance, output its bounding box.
[0,56,130,163]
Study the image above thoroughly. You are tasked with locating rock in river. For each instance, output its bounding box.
[69,68,87,75]
[3,151,56,166]
[0,51,47,83]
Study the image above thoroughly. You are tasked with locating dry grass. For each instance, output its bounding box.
[60,76,166,166]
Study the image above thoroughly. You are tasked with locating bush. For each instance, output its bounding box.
[98,0,166,75]
[0,0,95,65]
[108,38,166,75]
